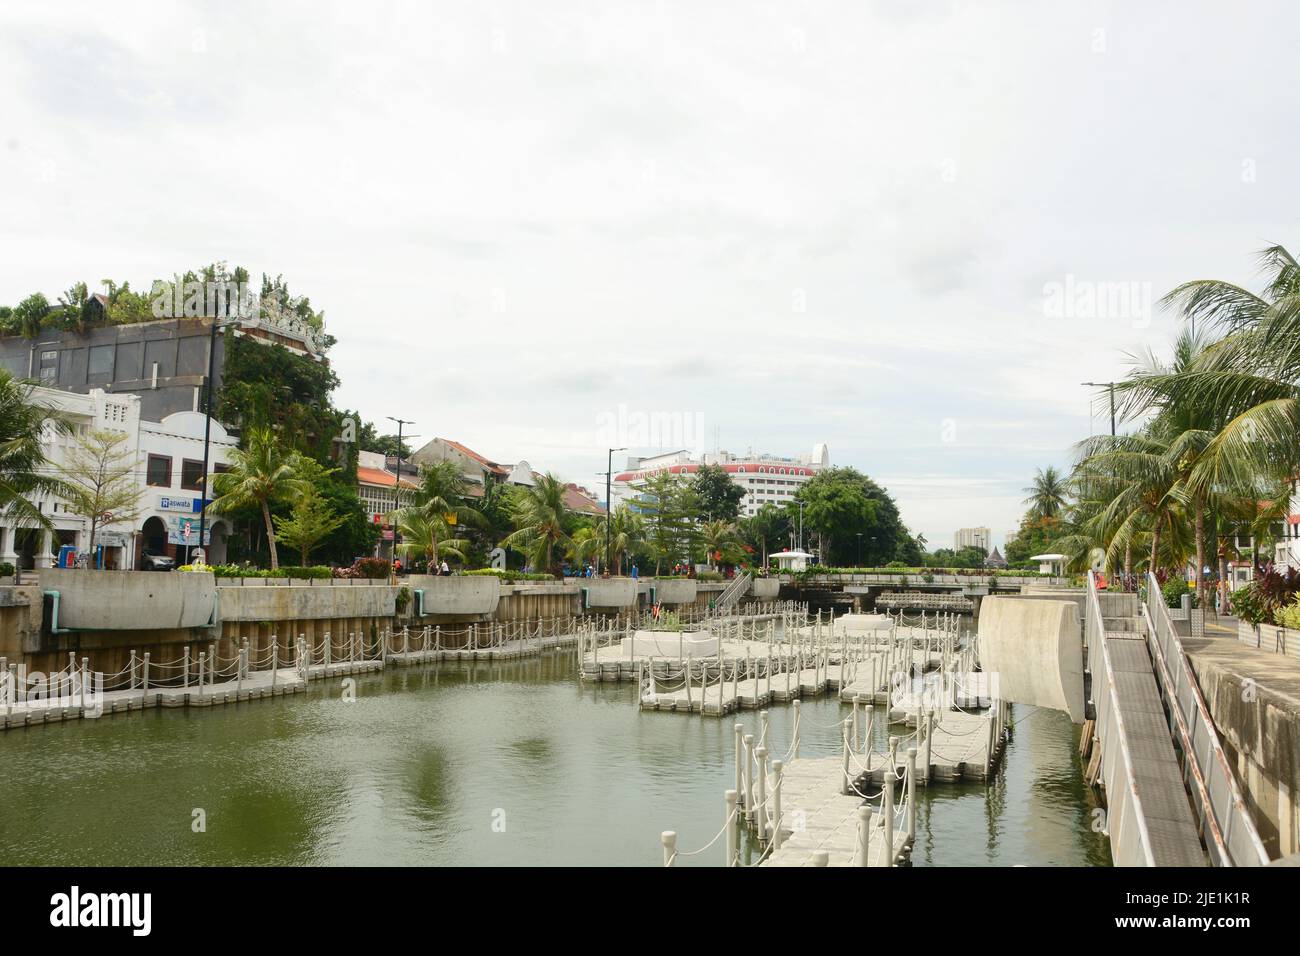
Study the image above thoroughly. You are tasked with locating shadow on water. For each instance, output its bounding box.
[0,648,1110,867]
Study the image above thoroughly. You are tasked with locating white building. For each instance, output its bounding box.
[1275,476,1300,571]
[955,527,991,552]
[0,386,237,570]
[613,444,830,517]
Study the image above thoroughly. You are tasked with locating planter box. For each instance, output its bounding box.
[582,578,638,609]
[41,569,218,630]
[750,577,780,599]
[406,575,501,616]
[629,629,718,658]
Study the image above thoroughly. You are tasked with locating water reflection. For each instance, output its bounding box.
[0,648,1109,867]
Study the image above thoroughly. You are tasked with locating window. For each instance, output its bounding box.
[146,455,172,487]
[88,345,114,378]
[39,350,57,385]
[180,459,206,491]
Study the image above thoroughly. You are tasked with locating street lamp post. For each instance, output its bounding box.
[194,311,238,566]
[857,533,863,567]
[605,447,625,575]
[386,417,415,575]
[1082,381,1116,437]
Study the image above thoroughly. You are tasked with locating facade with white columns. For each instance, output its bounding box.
[0,386,236,571]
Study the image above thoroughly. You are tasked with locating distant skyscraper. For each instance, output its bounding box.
[955,526,991,552]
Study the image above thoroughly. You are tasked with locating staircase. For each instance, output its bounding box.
[713,572,752,612]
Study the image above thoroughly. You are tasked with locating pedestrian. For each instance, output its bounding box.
[440,560,450,576]
[631,564,638,580]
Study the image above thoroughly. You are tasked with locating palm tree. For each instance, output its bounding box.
[0,370,69,533]
[566,524,602,571]
[396,509,469,569]
[502,473,571,575]
[1023,466,1069,519]
[1073,432,1187,574]
[700,519,744,569]
[595,505,643,574]
[208,427,308,570]
[401,459,480,567]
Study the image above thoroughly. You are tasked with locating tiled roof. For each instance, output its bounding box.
[441,438,508,476]
[357,466,418,489]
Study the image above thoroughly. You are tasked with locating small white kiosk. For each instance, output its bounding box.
[769,549,815,572]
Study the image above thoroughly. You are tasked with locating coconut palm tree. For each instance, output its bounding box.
[1023,466,1069,519]
[501,473,571,575]
[0,370,69,532]
[396,508,469,569]
[1073,431,1187,574]
[595,504,643,574]
[403,459,480,568]
[700,519,744,570]
[208,427,308,570]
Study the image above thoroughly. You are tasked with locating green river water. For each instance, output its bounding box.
[0,648,1111,866]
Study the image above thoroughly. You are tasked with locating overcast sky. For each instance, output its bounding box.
[2,1,1295,549]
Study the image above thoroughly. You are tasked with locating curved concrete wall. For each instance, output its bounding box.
[583,578,638,608]
[217,582,396,622]
[630,629,718,658]
[407,575,501,616]
[978,596,1084,723]
[751,578,780,599]
[645,579,697,605]
[42,569,217,630]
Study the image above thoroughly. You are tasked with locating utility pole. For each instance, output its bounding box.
[195,310,232,566]
[605,447,625,575]
[386,417,415,575]
[1082,381,1116,436]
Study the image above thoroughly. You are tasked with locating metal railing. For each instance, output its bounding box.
[1143,572,1269,866]
[713,572,752,611]
[1086,571,1157,866]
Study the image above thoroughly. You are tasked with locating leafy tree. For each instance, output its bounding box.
[273,485,347,566]
[57,429,145,560]
[634,471,702,574]
[593,504,644,574]
[502,473,572,574]
[0,370,70,531]
[208,427,308,570]
[790,467,908,565]
[13,293,50,339]
[740,503,791,565]
[396,509,469,569]
[700,519,745,568]
[693,463,745,521]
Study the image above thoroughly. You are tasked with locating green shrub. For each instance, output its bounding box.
[395,586,411,614]
[464,568,556,583]
[0,561,15,578]
[1231,584,1268,625]
[1275,595,1300,630]
[1162,577,1194,609]
[189,564,333,579]
[696,571,725,582]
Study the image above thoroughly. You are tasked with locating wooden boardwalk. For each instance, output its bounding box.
[759,756,911,867]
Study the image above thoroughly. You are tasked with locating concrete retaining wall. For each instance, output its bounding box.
[751,578,780,599]
[582,578,638,608]
[217,583,396,622]
[407,575,500,616]
[41,569,218,630]
[978,596,1084,722]
[642,579,697,605]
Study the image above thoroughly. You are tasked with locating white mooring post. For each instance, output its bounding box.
[734,723,744,804]
[141,652,150,699]
[856,805,871,867]
[985,713,995,779]
[661,831,677,867]
[183,646,191,688]
[792,699,801,758]
[924,710,935,785]
[271,641,278,690]
[841,718,852,795]
[812,850,829,867]
[238,646,246,696]
[905,746,917,845]
[129,649,137,690]
[771,760,784,850]
[743,734,754,817]
[80,657,88,710]
[883,760,895,867]
[198,652,206,697]
[208,643,215,687]
[725,789,738,866]
[755,746,768,841]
